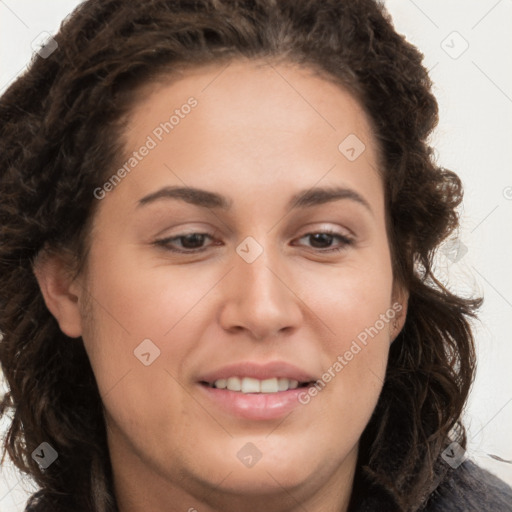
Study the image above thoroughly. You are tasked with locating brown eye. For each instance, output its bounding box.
[295,231,354,253]
[154,233,216,253]
[308,233,336,249]
[177,233,208,249]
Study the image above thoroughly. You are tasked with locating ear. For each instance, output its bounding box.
[32,251,84,338]
[391,281,409,342]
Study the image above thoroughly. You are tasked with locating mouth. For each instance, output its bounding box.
[196,361,318,420]
[200,376,315,394]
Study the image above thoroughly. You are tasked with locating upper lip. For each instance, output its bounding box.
[198,361,317,384]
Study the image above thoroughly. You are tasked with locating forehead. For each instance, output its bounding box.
[102,59,383,218]
[125,59,375,152]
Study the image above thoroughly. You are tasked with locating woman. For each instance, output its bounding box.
[0,0,511,511]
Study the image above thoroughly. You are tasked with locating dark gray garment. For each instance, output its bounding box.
[354,460,512,511]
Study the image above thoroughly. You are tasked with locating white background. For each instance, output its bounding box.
[1,1,511,510]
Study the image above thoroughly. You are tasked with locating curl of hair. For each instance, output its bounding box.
[0,1,482,510]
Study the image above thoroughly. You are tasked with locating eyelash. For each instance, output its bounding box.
[154,230,354,254]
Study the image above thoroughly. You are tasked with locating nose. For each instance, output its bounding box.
[219,244,303,341]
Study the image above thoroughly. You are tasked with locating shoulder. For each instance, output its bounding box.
[423,460,512,512]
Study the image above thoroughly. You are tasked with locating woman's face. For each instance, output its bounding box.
[50,61,407,511]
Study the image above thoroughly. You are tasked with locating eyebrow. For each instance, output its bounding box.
[138,185,231,209]
[289,186,373,215]
[137,185,373,215]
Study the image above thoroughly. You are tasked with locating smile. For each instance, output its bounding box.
[201,376,313,393]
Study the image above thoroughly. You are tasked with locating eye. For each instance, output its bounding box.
[153,230,354,255]
[293,230,354,253]
[154,232,218,253]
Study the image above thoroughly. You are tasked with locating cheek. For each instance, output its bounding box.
[297,250,394,413]
[79,240,225,419]
[300,246,394,344]
[79,256,199,450]
[77,244,172,397]
[81,243,190,340]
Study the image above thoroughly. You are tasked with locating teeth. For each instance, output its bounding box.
[241,377,261,393]
[226,377,241,391]
[277,377,289,391]
[212,376,303,393]
[288,379,299,389]
[260,378,278,393]
[214,378,227,389]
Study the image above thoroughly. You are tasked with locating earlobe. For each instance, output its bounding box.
[32,252,83,338]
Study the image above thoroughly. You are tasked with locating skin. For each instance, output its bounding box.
[35,60,408,512]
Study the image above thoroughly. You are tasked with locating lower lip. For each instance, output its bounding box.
[198,384,312,420]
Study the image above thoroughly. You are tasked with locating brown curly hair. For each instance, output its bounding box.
[0,0,482,510]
